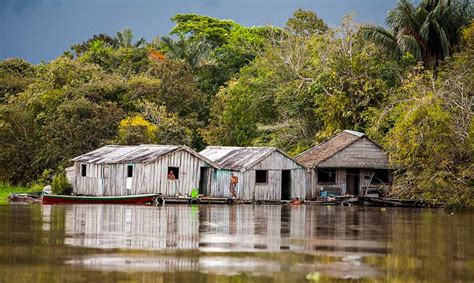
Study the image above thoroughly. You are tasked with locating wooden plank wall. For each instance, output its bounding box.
[73,150,211,196]
[290,169,306,200]
[208,169,243,198]
[307,168,347,198]
[359,169,373,192]
[307,168,391,198]
[133,150,208,196]
[209,151,306,201]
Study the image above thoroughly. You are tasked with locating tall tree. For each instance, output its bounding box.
[160,34,213,71]
[115,28,146,48]
[286,9,329,36]
[70,34,118,56]
[362,0,473,70]
[170,14,237,47]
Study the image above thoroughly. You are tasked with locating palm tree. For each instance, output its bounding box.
[115,28,146,48]
[159,34,214,71]
[362,0,472,70]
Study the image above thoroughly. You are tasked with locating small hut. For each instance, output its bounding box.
[200,146,306,201]
[296,130,392,199]
[70,144,219,196]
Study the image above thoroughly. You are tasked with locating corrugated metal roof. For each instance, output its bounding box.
[72,145,179,164]
[72,145,220,167]
[295,130,388,168]
[200,146,305,171]
[200,146,275,171]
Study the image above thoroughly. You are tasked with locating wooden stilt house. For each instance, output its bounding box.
[200,146,306,201]
[296,130,392,199]
[70,145,219,196]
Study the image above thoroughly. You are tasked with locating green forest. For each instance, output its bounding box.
[0,0,473,208]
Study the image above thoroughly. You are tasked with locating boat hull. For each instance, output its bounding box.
[42,194,159,204]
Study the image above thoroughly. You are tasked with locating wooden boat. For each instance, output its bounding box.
[42,193,160,204]
[358,196,427,208]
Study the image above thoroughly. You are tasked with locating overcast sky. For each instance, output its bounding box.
[0,0,400,63]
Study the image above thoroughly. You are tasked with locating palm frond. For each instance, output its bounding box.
[159,34,214,70]
[387,0,419,32]
[397,34,422,59]
[134,38,146,48]
[361,25,402,58]
[419,11,434,41]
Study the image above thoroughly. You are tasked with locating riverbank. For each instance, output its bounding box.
[0,183,30,204]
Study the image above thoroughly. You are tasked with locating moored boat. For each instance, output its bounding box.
[42,193,160,204]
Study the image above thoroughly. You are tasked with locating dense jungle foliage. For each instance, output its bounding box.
[0,0,472,208]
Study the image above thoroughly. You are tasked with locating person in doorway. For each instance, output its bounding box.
[229,173,238,199]
[168,170,176,196]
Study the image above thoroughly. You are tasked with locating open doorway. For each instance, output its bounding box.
[346,169,360,195]
[281,170,291,200]
[199,167,211,195]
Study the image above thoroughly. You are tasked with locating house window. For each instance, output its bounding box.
[127,164,133,178]
[371,169,389,184]
[255,170,268,184]
[81,164,87,177]
[317,168,336,183]
[168,167,179,180]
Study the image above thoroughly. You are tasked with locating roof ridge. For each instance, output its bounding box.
[342,130,365,137]
[204,146,277,149]
[138,144,181,147]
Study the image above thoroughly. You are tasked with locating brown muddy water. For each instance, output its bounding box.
[0,204,473,282]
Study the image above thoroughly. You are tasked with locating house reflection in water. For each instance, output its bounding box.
[53,205,388,255]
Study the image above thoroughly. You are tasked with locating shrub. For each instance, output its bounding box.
[28,183,44,193]
[51,172,73,195]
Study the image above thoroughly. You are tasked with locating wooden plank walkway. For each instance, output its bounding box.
[155,196,294,205]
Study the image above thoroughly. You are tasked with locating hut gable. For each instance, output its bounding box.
[296,130,389,169]
[318,137,389,168]
[296,130,361,168]
[200,146,303,171]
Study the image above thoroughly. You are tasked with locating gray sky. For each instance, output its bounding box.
[0,0,399,63]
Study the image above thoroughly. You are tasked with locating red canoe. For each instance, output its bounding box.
[42,193,160,204]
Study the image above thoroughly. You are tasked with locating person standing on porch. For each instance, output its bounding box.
[229,173,238,199]
[168,170,176,196]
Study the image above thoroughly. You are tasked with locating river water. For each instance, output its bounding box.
[0,204,472,282]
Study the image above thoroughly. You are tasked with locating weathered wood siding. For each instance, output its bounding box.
[133,150,209,196]
[73,149,212,196]
[306,168,392,198]
[318,137,389,168]
[307,168,347,198]
[208,151,305,201]
[359,169,373,193]
[208,169,243,198]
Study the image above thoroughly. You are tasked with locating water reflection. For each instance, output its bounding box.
[51,205,392,255]
[0,204,472,282]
